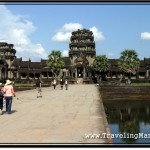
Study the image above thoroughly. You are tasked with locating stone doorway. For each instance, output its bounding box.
[77,67,83,78]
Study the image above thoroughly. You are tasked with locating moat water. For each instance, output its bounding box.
[103,100,150,144]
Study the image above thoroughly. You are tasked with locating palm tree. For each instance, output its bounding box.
[93,55,110,82]
[118,50,140,83]
[46,50,64,77]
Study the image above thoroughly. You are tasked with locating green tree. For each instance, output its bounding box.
[46,50,64,77]
[93,55,110,82]
[118,50,140,83]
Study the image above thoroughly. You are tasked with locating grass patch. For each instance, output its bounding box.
[100,81,150,87]
[14,83,50,87]
[14,83,35,87]
[122,83,150,86]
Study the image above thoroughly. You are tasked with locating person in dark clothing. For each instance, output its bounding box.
[53,78,57,90]
[0,83,3,115]
[60,78,64,90]
[65,79,68,90]
[36,78,42,98]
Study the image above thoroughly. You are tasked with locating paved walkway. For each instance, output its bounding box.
[0,84,111,144]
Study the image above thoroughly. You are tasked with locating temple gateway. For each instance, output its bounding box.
[0,28,150,83]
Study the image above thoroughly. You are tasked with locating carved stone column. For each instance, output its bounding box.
[75,68,77,78]
[83,67,86,77]
[146,69,149,78]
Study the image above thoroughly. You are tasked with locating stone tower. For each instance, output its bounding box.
[69,28,96,78]
[0,42,16,81]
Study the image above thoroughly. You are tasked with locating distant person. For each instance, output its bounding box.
[127,78,131,84]
[77,79,80,84]
[36,78,42,98]
[3,80,16,114]
[53,78,57,90]
[0,83,4,115]
[65,79,68,90]
[126,78,131,85]
[60,78,64,90]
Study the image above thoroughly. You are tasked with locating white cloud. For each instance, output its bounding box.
[52,23,83,42]
[61,23,84,32]
[52,23,105,43]
[14,43,48,61]
[89,26,105,41]
[0,5,47,61]
[62,50,69,57]
[141,32,150,40]
[52,32,72,42]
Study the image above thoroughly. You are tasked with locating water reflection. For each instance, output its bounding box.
[103,100,150,144]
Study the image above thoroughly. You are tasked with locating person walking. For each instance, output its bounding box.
[36,78,42,98]
[53,78,57,90]
[0,83,4,115]
[65,79,68,90]
[3,80,16,114]
[60,78,64,90]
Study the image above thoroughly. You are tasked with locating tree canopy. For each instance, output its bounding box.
[118,49,140,75]
[46,50,64,77]
[93,55,110,81]
[93,55,110,72]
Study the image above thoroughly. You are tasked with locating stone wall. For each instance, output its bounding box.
[99,86,150,101]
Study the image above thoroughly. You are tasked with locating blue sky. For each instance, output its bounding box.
[0,2,150,61]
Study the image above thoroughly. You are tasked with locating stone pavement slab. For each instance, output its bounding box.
[0,84,111,144]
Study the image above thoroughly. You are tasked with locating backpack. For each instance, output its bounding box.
[36,80,40,87]
[0,89,3,98]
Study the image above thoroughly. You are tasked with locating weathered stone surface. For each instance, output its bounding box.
[100,86,150,100]
[0,84,111,145]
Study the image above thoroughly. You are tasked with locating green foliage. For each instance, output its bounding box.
[118,49,140,74]
[93,55,110,72]
[46,50,64,76]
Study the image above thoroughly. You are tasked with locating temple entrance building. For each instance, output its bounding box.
[66,29,95,81]
[0,28,150,83]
